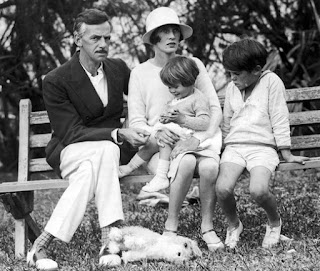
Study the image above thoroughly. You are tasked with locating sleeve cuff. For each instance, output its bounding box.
[112,129,123,145]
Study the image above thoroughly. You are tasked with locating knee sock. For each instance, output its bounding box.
[101,226,111,246]
[119,154,146,177]
[155,159,170,179]
[33,231,54,250]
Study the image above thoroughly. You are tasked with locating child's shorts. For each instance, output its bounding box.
[220,144,280,172]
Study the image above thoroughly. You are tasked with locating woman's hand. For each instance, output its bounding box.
[170,136,200,159]
[155,127,180,147]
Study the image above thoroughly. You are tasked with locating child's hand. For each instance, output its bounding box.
[163,109,186,125]
[283,154,309,165]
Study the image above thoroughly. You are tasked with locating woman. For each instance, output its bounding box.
[127,7,224,251]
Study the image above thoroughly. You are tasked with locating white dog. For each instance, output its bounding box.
[107,226,202,264]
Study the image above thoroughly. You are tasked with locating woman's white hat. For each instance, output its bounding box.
[142,7,193,45]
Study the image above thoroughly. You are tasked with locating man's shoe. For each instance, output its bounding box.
[26,247,58,270]
[99,244,121,267]
[225,220,243,249]
[262,219,282,248]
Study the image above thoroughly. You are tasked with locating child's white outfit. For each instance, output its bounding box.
[221,70,289,248]
[143,88,211,192]
[221,70,291,170]
[154,88,211,139]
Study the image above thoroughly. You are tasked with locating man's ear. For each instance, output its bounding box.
[74,33,82,47]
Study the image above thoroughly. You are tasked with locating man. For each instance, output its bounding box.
[26,9,149,270]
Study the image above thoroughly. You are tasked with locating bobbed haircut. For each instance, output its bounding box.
[150,24,183,45]
[73,9,111,37]
[222,38,268,72]
[160,55,199,87]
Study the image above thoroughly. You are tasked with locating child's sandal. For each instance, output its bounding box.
[202,229,224,252]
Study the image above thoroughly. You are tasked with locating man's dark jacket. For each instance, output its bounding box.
[43,52,134,175]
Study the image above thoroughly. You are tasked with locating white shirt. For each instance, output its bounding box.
[81,63,108,107]
[81,62,122,144]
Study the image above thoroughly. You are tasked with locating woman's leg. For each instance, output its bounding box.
[197,157,224,250]
[164,154,196,233]
[197,157,219,233]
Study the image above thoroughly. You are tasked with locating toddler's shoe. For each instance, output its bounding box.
[225,220,243,249]
[141,176,169,192]
[27,246,58,270]
[262,219,282,248]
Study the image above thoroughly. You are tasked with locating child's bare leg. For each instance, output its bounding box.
[141,143,172,192]
[250,166,281,248]
[216,162,244,228]
[249,166,280,226]
[119,138,158,178]
[164,154,196,234]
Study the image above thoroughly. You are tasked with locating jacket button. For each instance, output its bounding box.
[86,116,90,120]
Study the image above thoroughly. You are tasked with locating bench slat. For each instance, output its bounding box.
[291,134,320,150]
[30,158,52,172]
[286,86,320,102]
[277,157,320,171]
[30,134,51,148]
[289,110,320,126]
[30,111,50,125]
[0,179,68,193]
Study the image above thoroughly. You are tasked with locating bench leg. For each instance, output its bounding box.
[15,218,27,258]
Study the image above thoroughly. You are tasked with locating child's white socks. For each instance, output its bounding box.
[142,159,170,192]
[118,154,145,178]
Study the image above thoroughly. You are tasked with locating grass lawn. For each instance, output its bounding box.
[0,169,320,270]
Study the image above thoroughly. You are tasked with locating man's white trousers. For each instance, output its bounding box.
[45,141,123,242]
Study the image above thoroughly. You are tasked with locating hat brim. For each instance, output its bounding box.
[142,24,193,45]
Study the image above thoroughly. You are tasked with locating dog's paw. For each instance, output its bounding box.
[108,241,121,254]
[109,227,123,242]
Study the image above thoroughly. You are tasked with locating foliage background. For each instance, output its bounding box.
[0,0,319,171]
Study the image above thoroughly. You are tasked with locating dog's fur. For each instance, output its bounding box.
[108,226,202,264]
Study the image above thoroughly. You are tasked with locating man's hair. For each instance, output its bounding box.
[150,24,183,45]
[222,38,268,72]
[73,9,111,38]
[160,55,199,87]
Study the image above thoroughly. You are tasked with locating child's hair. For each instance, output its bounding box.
[222,38,268,72]
[160,55,199,87]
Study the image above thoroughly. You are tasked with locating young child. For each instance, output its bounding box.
[216,38,309,249]
[119,56,211,192]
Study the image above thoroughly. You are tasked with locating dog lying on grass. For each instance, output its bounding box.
[107,226,202,265]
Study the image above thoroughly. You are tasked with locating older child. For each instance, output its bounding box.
[216,38,309,249]
[119,56,211,193]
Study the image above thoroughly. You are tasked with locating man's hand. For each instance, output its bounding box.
[155,127,180,147]
[118,128,150,148]
[281,149,309,165]
[170,136,200,159]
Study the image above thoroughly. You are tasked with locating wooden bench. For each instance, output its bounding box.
[1,85,320,258]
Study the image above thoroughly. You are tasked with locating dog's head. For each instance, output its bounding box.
[159,235,202,264]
